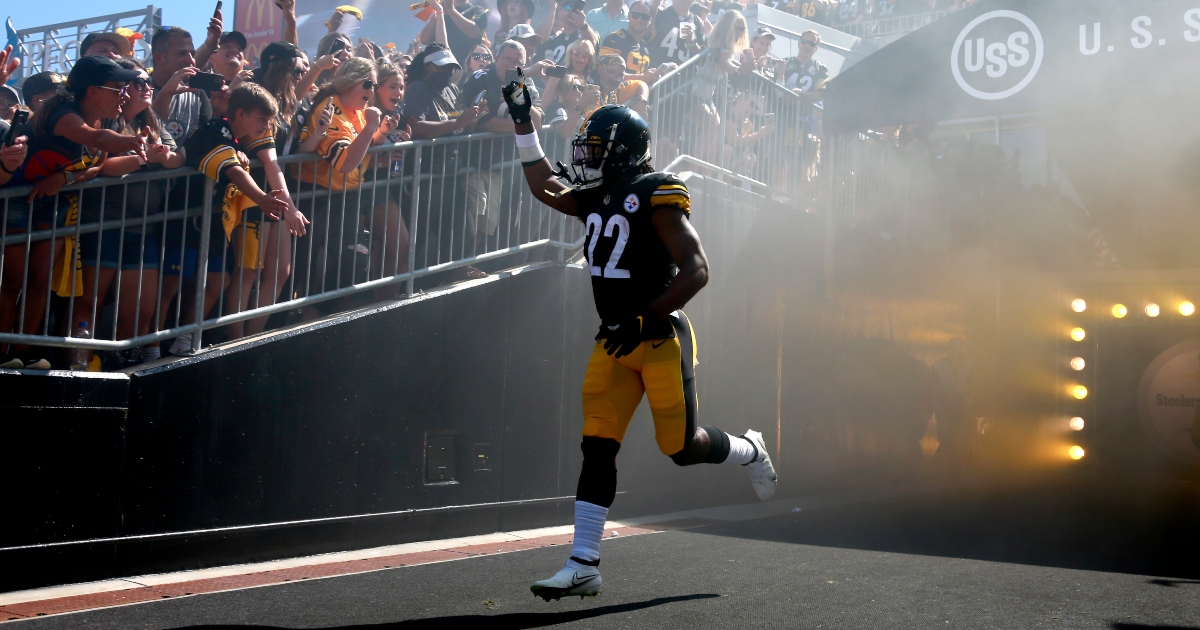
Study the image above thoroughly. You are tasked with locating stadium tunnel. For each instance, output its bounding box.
[4,0,1200,596]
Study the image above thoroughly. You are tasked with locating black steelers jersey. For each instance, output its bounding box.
[783,57,829,93]
[540,29,586,67]
[599,29,652,75]
[572,171,691,337]
[649,9,707,65]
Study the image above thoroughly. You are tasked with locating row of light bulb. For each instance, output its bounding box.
[1066,300,1090,461]
[1071,298,1194,318]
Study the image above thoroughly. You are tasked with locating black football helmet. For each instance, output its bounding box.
[569,105,651,190]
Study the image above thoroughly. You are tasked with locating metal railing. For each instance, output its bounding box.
[648,48,822,200]
[0,128,585,357]
[12,8,161,84]
[832,10,951,40]
[825,130,943,248]
[1,48,827,362]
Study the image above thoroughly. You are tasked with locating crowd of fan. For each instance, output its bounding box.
[0,0,966,371]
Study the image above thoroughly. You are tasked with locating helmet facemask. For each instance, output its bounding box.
[570,125,619,190]
[563,105,652,191]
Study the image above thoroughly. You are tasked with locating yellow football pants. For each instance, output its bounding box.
[581,311,699,456]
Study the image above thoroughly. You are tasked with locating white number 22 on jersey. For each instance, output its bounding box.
[585,213,631,278]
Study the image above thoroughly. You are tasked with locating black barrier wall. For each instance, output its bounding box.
[2,181,981,592]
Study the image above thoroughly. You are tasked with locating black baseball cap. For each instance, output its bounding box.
[219,31,248,51]
[22,71,67,102]
[754,26,776,40]
[258,41,302,69]
[67,55,142,92]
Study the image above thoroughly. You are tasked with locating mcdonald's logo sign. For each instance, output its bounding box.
[235,0,283,65]
[238,0,279,30]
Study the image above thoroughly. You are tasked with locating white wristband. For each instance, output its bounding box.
[515,131,545,163]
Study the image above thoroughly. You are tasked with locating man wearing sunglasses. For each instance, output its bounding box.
[782,30,828,96]
[600,0,677,84]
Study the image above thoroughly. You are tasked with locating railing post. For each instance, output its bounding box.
[406,148,423,297]
[191,179,215,354]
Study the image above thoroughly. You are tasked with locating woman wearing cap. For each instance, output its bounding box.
[0,55,145,369]
[70,58,185,368]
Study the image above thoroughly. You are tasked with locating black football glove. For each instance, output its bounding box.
[501,67,533,125]
[599,309,655,358]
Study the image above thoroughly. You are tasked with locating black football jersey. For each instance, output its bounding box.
[649,9,707,65]
[783,57,829,93]
[541,29,586,66]
[572,172,692,336]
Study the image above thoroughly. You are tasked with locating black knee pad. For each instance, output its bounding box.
[668,426,730,466]
[702,425,730,464]
[577,437,621,508]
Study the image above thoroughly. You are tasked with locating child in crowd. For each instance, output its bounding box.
[184,83,290,341]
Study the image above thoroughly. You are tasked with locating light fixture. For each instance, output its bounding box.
[1112,304,1127,318]
[1181,301,1195,316]
[1070,327,1086,341]
[1146,303,1160,317]
[1068,445,1085,460]
[1072,385,1088,399]
[1071,299,1086,313]
[1069,417,1085,431]
[1070,357,1086,371]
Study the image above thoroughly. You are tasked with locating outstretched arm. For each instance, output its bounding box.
[504,77,578,217]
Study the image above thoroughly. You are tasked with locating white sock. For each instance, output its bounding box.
[568,500,608,566]
[169,333,192,354]
[725,434,758,465]
[142,345,161,362]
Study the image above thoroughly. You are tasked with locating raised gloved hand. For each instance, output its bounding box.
[501,67,533,125]
[598,308,655,358]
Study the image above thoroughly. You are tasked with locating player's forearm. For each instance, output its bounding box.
[648,259,708,318]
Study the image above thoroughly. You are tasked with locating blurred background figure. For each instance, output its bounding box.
[933,337,975,479]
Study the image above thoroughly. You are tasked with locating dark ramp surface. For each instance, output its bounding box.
[15,481,1200,630]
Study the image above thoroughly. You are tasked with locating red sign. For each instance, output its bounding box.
[234,0,285,65]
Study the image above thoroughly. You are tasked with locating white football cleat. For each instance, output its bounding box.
[742,430,777,501]
[530,562,602,601]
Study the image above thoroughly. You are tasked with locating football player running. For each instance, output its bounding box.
[502,73,778,602]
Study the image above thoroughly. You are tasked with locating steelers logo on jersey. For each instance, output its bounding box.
[624,193,640,213]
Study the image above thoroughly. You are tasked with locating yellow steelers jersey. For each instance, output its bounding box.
[185,117,258,240]
[572,171,691,336]
[600,29,652,75]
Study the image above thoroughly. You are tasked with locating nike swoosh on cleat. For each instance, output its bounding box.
[651,340,667,349]
[572,572,596,586]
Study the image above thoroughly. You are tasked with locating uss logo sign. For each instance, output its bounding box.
[951,10,1044,101]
